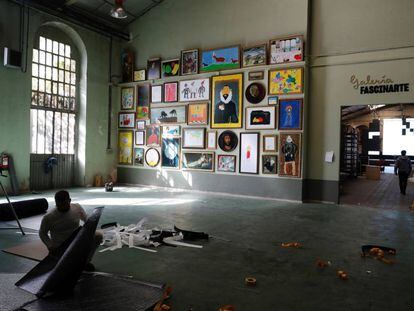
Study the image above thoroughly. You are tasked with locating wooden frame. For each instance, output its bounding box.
[151,85,163,103]
[245,106,276,130]
[145,147,160,167]
[262,154,277,174]
[269,34,304,64]
[164,82,178,103]
[181,49,199,75]
[134,69,146,82]
[147,58,161,80]
[268,96,278,106]
[161,137,181,169]
[187,102,209,125]
[278,133,301,178]
[217,155,236,173]
[182,127,206,149]
[178,78,210,102]
[118,112,135,128]
[134,130,145,146]
[150,105,187,124]
[206,130,217,150]
[239,132,260,174]
[161,58,180,78]
[248,71,264,81]
[268,67,304,95]
[182,151,215,172]
[278,98,303,131]
[200,45,240,72]
[242,44,267,67]
[118,130,133,165]
[121,87,135,111]
[263,135,278,152]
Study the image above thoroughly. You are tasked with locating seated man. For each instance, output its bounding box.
[39,190,102,270]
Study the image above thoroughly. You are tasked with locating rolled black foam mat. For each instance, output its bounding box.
[23,273,165,311]
[15,207,104,297]
[0,198,48,221]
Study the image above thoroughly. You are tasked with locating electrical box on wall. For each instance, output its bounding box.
[3,47,22,69]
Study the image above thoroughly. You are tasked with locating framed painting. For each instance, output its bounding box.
[136,120,146,130]
[181,49,199,75]
[164,82,178,103]
[121,87,134,111]
[137,84,150,107]
[161,59,180,78]
[179,78,210,102]
[146,125,160,146]
[200,46,240,72]
[121,49,134,83]
[162,125,181,138]
[134,69,146,82]
[239,132,260,174]
[118,112,135,128]
[118,130,133,165]
[262,155,277,174]
[182,152,215,172]
[242,44,267,67]
[150,106,186,124]
[134,148,145,166]
[263,135,278,152]
[248,71,264,81]
[134,130,145,146]
[245,106,276,130]
[269,67,303,95]
[182,127,205,149]
[151,85,163,103]
[218,130,238,152]
[147,58,161,80]
[161,137,180,168]
[211,73,243,129]
[279,133,301,178]
[187,102,209,125]
[245,82,266,104]
[278,98,303,130]
[137,107,149,120]
[145,148,160,167]
[268,96,278,106]
[206,130,217,150]
[269,35,304,64]
[217,155,236,173]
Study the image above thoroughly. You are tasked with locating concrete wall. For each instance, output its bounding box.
[0,1,120,192]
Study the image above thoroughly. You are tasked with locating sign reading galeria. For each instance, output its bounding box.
[350,74,410,94]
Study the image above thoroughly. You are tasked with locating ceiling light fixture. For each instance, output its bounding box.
[110,0,127,19]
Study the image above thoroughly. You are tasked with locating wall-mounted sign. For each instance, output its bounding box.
[350,75,409,94]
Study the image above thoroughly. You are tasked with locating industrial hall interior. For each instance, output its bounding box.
[1,0,414,310]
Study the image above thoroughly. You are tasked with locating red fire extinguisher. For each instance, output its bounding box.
[1,153,9,170]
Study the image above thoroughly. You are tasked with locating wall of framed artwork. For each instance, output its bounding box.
[269,67,304,95]
[179,78,210,102]
[278,98,303,130]
[118,130,133,165]
[187,102,209,125]
[245,106,276,130]
[239,132,260,174]
[182,128,205,149]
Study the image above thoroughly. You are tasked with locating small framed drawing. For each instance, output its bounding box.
[239,132,260,174]
[217,155,236,173]
[268,96,278,106]
[245,106,276,130]
[187,102,209,125]
[164,82,178,103]
[135,130,145,146]
[162,125,181,138]
[134,147,145,166]
[145,148,160,167]
[181,49,199,75]
[118,112,135,128]
[279,133,301,177]
[151,85,163,103]
[263,135,277,152]
[136,120,146,130]
[161,59,180,78]
[134,69,146,82]
[118,130,133,165]
[262,155,277,174]
[242,44,267,67]
[150,106,187,124]
[161,137,180,168]
[121,87,135,111]
[248,71,264,81]
[269,35,304,64]
[182,128,205,149]
[218,130,238,152]
[206,131,217,150]
[278,98,303,130]
[147,58,161,80]
[179,78,210,102]
[182,151,214,172]
[200,46,240,72]
[269,67,303,95]
[137,107,149,120]
[146,125,161,146]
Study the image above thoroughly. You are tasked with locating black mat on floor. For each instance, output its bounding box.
[15,207,103,297]
[0,198,48,221]
[23,273,165,311]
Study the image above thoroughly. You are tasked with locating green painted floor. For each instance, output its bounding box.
[1,186,414,310]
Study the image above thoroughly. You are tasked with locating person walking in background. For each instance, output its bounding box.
[394,150,412,195]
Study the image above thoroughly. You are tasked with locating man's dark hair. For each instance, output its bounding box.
[401,150,407,156]
[55,190,70,205]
